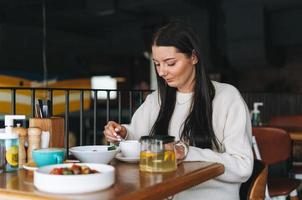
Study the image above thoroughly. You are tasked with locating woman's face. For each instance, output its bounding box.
[152,45,197,93]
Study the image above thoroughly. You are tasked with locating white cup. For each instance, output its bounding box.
[119,140,141,158]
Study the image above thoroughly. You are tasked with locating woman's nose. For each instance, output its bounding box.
[157,65,167,77]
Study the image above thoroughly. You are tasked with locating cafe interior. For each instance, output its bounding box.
[0,0,302,199]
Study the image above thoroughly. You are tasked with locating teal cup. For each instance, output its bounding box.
[32,148,65,167]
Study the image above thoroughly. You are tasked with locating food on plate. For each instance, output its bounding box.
[49,164,99,175]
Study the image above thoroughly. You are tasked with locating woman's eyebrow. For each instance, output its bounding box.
[152,58,176,62]
[164,58,176,62]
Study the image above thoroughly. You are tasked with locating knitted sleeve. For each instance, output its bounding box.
[185,93,253,183]
[123,91,159,140]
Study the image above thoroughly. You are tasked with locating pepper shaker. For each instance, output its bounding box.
[13,125,27,168]
[27,127,42,163]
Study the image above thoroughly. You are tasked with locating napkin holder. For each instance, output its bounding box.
[29,117,64,148]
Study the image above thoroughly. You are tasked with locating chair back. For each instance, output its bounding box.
[252,127,291,165]
[269,115,302,132]
[240,160,268,200]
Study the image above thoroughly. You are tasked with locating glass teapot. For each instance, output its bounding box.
[139,135,177,172]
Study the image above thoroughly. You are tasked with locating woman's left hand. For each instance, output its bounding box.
[175,144,186,160]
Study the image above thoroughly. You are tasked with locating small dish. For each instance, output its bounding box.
[115,153,139,163]
[23,162,38,171]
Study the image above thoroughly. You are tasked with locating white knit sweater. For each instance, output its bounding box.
[124,81,253,200]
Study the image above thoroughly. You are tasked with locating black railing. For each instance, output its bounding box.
[1,87,302,156]
[0,87,152,156]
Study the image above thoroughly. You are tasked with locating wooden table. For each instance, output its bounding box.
[288,131,302,163]
[0,161,224,200]
[289,131,302,142]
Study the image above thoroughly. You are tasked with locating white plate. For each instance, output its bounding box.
[34,163,115,194]
[23,162,38,171]
[115,153,139,163]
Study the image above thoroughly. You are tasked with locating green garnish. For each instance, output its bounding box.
[62,169,73,175]
[107,145,117,151]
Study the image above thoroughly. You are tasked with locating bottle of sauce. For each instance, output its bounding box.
[0,133,19,172]
[0,115,25,172]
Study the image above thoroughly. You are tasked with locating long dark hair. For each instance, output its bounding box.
[149,21,220,151]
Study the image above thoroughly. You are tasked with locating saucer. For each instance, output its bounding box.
[115,153,139,163]
[23,162,38,171]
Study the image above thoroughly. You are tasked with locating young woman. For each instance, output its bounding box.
[103,21,253,200]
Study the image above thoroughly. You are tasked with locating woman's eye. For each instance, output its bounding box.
[167,62,175,66]
[155,63,160,67]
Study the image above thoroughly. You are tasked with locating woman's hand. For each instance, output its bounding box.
[175,141,189,160]
[175,145,186,160]
[103,121,127,142]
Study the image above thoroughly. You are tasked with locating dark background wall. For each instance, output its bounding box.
[0,0,301,92]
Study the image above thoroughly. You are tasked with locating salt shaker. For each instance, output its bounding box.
[13,125,27,168]
[27,127,42,163]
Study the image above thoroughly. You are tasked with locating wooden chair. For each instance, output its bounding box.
[240,160,268,200]
[252,127,300,200]
[269,115,302,178]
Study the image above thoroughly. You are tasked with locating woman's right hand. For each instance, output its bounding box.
[103,121,127,142]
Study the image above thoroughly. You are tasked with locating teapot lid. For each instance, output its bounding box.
[140,135,175,144]
[153,135,175,143]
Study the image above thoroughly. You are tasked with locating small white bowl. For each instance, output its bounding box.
[69,145,119,164]
[34,163,115,194]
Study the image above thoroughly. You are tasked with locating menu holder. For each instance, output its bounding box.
[29,117,64,148]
